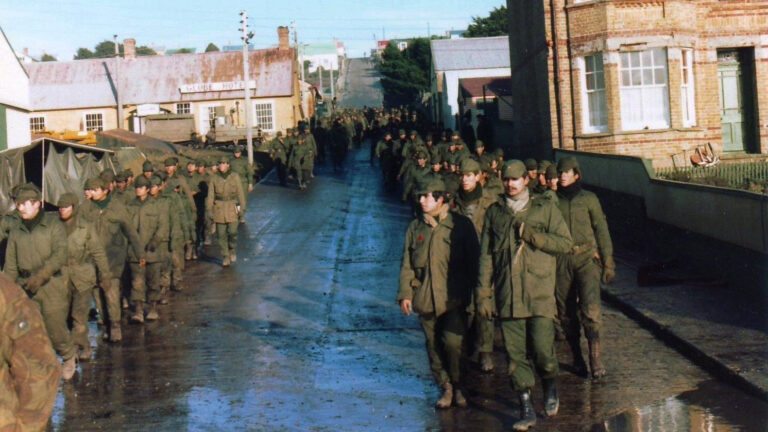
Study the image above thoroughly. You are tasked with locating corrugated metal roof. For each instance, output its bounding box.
[431,36,510,71]
[459,76,512,98]
[26,48,295,110]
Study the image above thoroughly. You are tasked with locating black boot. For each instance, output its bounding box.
[513,390,536,431]
[568,337,589,378]
[543,379,559,417]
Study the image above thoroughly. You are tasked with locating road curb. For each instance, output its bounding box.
[602,288,768,402]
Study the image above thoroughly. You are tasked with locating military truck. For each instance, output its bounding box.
[144,114,196,143]
[204,106,266,148]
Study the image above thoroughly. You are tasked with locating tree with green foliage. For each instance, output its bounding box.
[73,40,156,59]
[40,53,56,62]
[464,5,508,37]
[205,43,220,52]
[174,48,194,54]
[378,38,432,108]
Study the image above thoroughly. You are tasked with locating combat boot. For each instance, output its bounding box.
[172,281,185,292]
[222,256,231,267]
[589,339,607,379]
[435,382,453,409]
[568,337,589,378]
[130,302,144,324]
[542,379,559,417]
[146,302,159,321]
[62,356,77,380]
[78,345,92,362]
[453,386,467,408]
[109,322,122,343]
[185,245,193,261]
[512,390,536,431]
[159,288,169,305]
[230,250,237,263]
[479,352,494,372]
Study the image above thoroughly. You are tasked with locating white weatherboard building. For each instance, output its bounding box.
[430,36,510,130]
[0,27,31,150]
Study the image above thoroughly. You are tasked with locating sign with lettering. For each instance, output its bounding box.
[137,104,160,116]
[179,80,256,94]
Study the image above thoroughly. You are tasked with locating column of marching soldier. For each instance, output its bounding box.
[0,148,265,427]
[367,107,615,431]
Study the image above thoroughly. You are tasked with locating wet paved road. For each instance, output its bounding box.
[337,58,383,109]
[49,146,767,431]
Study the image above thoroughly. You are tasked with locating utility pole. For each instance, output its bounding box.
[427,22,430,38]
[240,10,255,166]
[293,22,305,82]
[318,66,323,99]
[330,67,335,101]
[114,35,123,130]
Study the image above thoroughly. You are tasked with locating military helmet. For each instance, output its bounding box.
[545,164,558,180]
[524,158,538,171]
[142,161,154,173]
[99,169,115,183]
[134,176,151,188]
[557,156,581,176]
[57,192,79,208]
[416,178,446,195]
[164,156,179,167]
[14,183,41,203]
[502,160,527,179]
[460,158,481,175]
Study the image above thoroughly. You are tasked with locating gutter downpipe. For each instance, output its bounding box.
[550,0,565,150]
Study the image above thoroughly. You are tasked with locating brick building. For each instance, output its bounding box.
[507,0,768,166]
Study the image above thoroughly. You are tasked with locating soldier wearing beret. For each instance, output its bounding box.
[0,272,61,430]
[206,157,246,266]
[4,184,78,377]
[58,192,110,362]
[476,161,573,430]
[554,156,615,379]
[397,178,479,409]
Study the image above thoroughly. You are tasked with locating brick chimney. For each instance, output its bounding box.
[124,38,136,59]
[278,26,290,50]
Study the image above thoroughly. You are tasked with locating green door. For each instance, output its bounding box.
[718,51,747,153]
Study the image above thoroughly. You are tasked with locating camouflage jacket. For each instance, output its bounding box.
[0,273,60,432]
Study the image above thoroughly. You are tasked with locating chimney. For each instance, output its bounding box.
[124,38,136,59]
[278,26,290,50]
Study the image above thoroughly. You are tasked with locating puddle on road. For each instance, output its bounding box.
[595,381,767,432]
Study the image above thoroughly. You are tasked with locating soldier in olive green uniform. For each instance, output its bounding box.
[397,179,479,409]
[231,146,254,222]
[57,193,111,361]
[291,136,314,190]
[127,176,173,322]
[301,126,318,178]
[452,158,498,372]
[206,157,246,267]
[81,178,145,342]
[269,132,288,186]
[4,184,78,379]
[0,272,61,431]
[554,157,615,379]
[164,157,195,291]
[476,161,573,431]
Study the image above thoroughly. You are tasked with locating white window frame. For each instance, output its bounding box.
[619,48,670,131]
[680,48,696,127]
[579,54,608,133]
[176,102,191,115]
[252,100,276,132]
[82,111,105,132]
[29,115,46,133]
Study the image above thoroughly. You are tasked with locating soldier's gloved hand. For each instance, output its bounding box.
[601,256,616,284]
[521,224,540,247]
[24,274,46,294]
[477,297,494,320]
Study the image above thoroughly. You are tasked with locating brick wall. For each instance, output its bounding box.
[509,0,768,166]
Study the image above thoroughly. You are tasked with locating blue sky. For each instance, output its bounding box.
[0,0,505,60]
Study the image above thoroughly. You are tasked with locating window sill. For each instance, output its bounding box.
[575,126,704,139]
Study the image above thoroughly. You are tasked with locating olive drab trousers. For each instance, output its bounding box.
[555,254,603,341]
[501,317,559,391]
[418,308,466,386]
